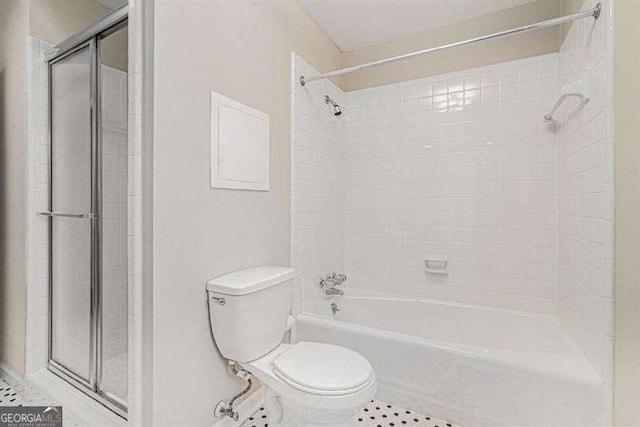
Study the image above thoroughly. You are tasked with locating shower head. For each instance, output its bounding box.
[325,95,342,116]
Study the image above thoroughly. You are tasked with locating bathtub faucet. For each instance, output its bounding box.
[319,272,347,296]
[330,302,339,315]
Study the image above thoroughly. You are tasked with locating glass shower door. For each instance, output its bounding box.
[45,9,128,417]
[48,42,96,386]
[97,23,128,405]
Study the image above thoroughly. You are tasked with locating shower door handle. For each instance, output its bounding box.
[38,211,98,220]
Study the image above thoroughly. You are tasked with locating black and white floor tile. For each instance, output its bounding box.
[240,399,460,427]
[0,379,23,406]
[0,378,86,426]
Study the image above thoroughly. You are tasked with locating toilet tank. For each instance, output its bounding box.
[206,266,295,362]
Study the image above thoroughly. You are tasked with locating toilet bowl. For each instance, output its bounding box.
[206,266,377,426]
[241,342,376,426]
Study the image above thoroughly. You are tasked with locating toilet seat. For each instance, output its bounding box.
[272,342,374,396]
[240,341,377,411]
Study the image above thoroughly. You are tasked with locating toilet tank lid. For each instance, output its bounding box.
[206,266,295,295]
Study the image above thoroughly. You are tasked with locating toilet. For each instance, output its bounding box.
[206,266,376,426]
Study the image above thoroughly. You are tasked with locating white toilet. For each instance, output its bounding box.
[206,266,376,426]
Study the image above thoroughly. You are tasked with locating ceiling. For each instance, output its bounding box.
[297,0,538,51]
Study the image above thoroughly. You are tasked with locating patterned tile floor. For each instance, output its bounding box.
[241,399,460,427]
[0,380,23,406]
[4,379,460,427]
[0,378,86,426]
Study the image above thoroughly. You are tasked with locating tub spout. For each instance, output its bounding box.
[331,302,339,315]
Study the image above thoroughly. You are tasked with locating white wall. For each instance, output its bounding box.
[556,0,615,422]
[613,1,640,425]
[342,0,565,91]
[29,0,128,72]
[341,54,560,313]
[152,2,342,425]
[0,0,29,378]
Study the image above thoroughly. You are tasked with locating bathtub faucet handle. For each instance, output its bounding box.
[320,272,347,289]
[319,273,346,296]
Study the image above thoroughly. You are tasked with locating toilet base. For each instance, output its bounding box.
[265,388,360,427]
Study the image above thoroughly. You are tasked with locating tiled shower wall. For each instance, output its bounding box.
[291,55,345,316]
[342,55,560,313]
[292,5,613,323]
[556,0,614,420]
[25,37,53,374]
[101,66,128,362]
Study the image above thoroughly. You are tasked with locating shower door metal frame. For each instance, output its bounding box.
[46,37,98,396]
[45,6,128,419]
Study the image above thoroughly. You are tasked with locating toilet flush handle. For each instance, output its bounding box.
[210,296,226,306]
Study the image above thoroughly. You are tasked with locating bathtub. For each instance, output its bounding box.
[293,292,603,427]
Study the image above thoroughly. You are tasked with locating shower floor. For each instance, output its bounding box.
[240,399,460,427]
[101,352,128,401]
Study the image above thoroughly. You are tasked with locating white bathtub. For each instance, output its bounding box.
[293,293,603,427]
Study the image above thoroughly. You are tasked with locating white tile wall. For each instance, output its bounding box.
[101,66,128,363]
[556,0,614,423]
[126,0,152,421]
[341,54,561,314]
[25,37,54,375]
[291,54,345,316]
[292,54,564,315]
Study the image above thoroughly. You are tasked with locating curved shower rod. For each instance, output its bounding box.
[300,3,602,86]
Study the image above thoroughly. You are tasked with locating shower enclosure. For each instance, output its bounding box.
[40,7,129,417]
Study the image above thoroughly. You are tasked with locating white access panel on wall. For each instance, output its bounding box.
[210,91,270,191]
